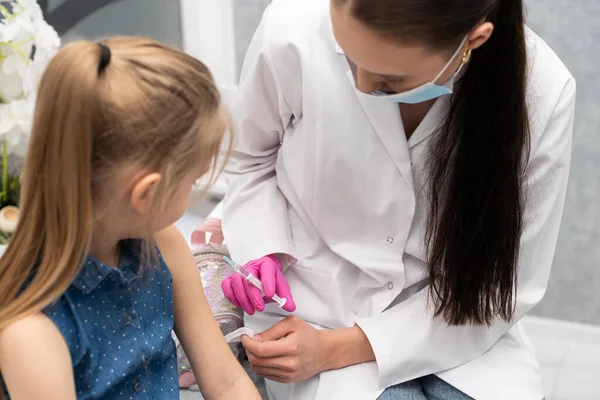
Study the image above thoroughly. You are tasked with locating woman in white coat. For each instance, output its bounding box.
[221,0,576,398]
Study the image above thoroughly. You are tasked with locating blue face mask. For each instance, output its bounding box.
[354,36,469,104]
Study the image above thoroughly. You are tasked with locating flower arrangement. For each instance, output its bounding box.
[0,0,60,243]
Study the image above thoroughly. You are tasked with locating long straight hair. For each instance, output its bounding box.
[336,0,530,326]
[0,37,227,343]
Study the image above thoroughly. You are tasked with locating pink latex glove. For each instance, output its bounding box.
[221,255,296,315]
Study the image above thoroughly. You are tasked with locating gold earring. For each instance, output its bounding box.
[462,48,473,64]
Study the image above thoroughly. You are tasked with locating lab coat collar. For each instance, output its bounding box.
[342,54,460,152]
[335,40,344,54]
[344,67,451,182]
[345,70,414,188]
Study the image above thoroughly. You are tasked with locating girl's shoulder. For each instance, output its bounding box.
[0,312,67,355]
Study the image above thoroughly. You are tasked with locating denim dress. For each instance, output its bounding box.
[3,241,179,399]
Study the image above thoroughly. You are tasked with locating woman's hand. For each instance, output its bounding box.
[243,316,377,383]
[242,316,329,383]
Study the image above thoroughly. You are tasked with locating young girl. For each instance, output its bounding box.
[0,37,261,400]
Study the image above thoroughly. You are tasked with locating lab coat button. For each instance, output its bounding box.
[386,236,395,244]
[387,282,394,290]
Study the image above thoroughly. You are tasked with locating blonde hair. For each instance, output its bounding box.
[0,37,227,337]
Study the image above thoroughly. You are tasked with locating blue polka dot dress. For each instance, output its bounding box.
[4,241,179,399]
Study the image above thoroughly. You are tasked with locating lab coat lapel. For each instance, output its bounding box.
[345,70,414,187]
[406,97,449,149]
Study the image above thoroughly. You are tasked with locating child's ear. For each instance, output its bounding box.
[130,172,161,214]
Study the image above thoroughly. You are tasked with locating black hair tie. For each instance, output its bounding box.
[97,43,111,73]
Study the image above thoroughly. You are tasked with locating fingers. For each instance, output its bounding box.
[247,357,301,384]
[259,258,296,312]
[242,334,298,358]
[247,352,300,370]
[258,257,279,298]
[230,274,256,315]
[225,255,296,314]
[253,372,290,384]
[274,269,296,312]
[252,364,297,377]
[255,316,298,342]
[243,278,265,312]
[221,278,241,308]
[222,272,265,314]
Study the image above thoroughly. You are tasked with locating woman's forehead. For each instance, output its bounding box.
[331,5,448,78]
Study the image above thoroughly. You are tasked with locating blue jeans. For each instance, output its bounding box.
[377,375,472,400]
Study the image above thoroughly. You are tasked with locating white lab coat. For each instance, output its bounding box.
[222,0,576,399]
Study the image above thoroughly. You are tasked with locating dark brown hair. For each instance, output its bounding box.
[336,0,530,326]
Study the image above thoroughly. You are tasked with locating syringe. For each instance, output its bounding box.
[222,256,288,309]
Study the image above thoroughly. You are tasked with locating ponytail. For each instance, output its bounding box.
[426,0,530,326]
[0,41,106,332]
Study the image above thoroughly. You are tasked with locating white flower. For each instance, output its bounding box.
[0,97,35,155]
[33,19,60,60]
[0,97,32,136]
[0,19,18,42]
[11,129,30,156]
[0,0,60,158]
[1,12,35,43]
[0,68,23,102]
[0,17,35,79]
[25,56,47,92]
[11,0,43,21]
[2,50,28,75]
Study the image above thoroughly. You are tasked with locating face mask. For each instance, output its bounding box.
[360,36,470,104]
